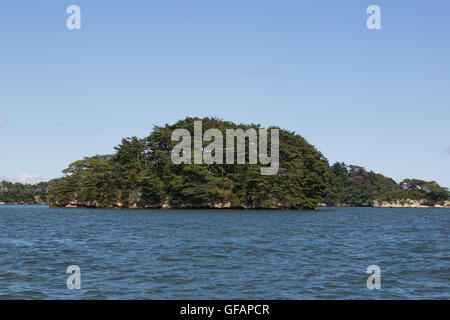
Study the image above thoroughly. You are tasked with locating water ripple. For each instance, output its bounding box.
[0,205,448,299]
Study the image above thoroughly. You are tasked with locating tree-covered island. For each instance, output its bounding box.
[1,118,449,209]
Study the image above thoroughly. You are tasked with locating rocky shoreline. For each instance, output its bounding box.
[372,199,450,208]
[5,198,448,209]
[48,200,308,210]
[47,199,450,209]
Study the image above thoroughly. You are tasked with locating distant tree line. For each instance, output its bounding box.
[0,180,53,204]
[324,162,449,206]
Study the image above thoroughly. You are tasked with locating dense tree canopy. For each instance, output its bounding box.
[47,117,331,209]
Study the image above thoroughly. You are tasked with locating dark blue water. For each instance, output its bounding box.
[0,205,448,299]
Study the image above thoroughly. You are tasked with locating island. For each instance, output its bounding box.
[1,117,449,209]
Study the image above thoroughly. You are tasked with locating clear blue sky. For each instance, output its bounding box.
[1,1,449,187]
